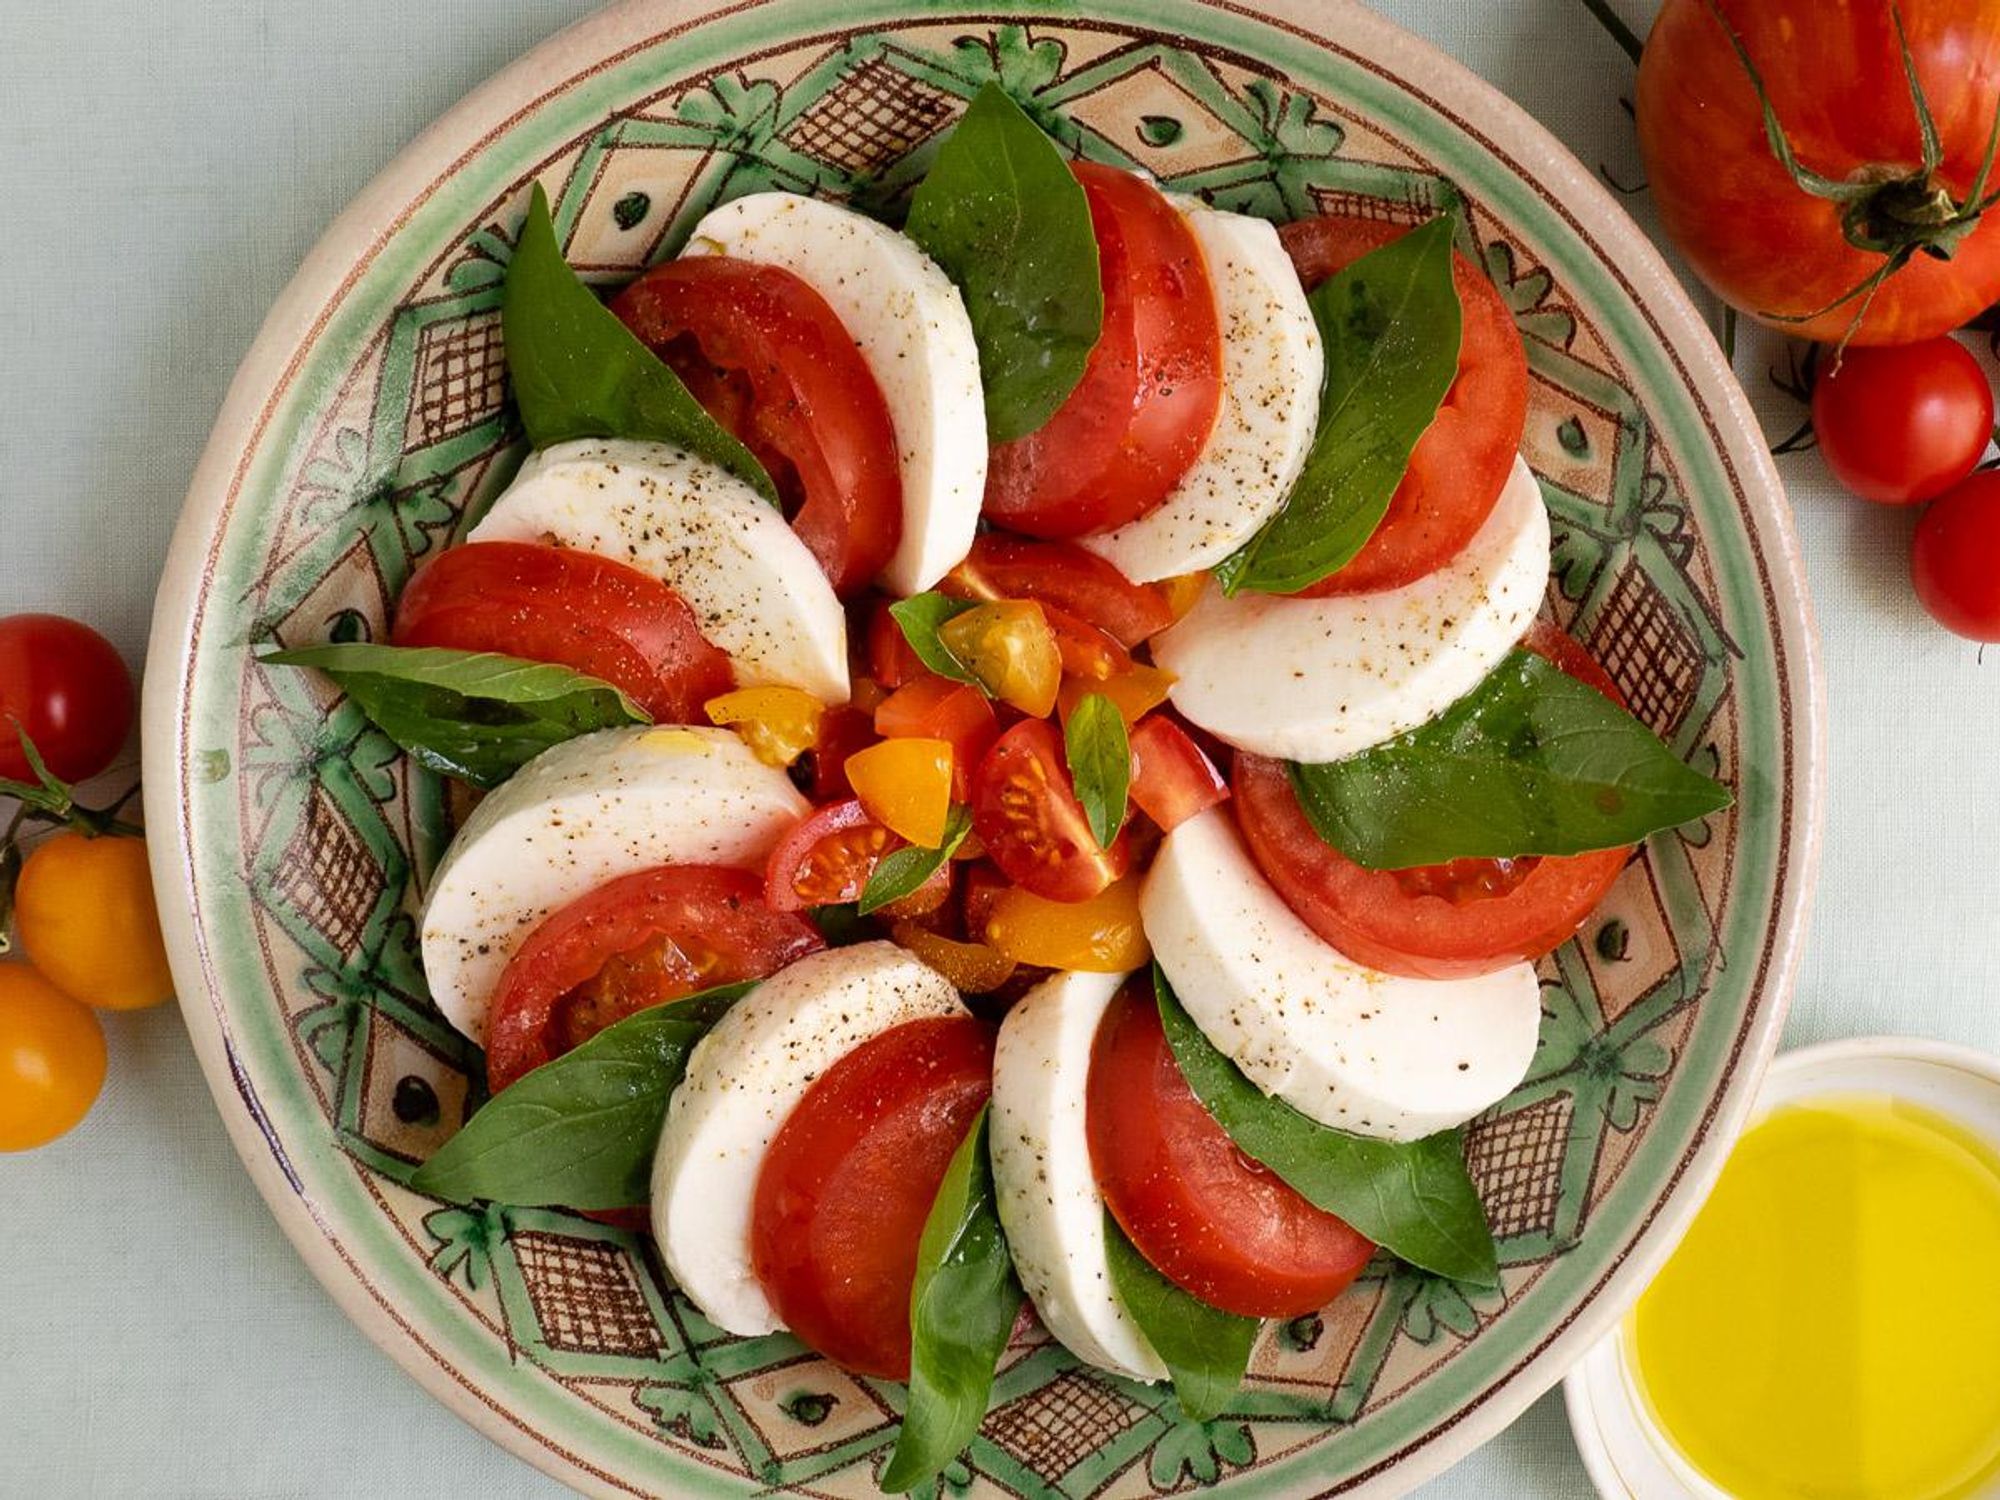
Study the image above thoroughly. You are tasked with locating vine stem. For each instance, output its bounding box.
[1576,0,1645,64]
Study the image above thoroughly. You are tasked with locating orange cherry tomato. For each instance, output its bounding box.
[704,686,825,768]
[889,922,1018,994]
[938,601,1061,718]
[1057,664,1176,727]
[981,877,1150,972]
[14,833,173,1011]
[844,737,954,847]
[0,965,107,1152]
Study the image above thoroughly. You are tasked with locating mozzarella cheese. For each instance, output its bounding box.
[1142,808,1542,1143]
[991,970,1168,1384]
[1082,201,1323,583]
[470,438,849,703]
[683,193,986,596]
[651,941,965,1336]
[1150,455,1550,762]
[419,725,807,1044]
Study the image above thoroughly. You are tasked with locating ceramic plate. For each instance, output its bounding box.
[145,1,1824,1493]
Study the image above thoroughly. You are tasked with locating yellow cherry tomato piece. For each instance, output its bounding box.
[890,922,1017,995]
[939,601,1061,719]
[844,736,955,847]
[981,876,1151,973]
[704,687,825,768]
[0,964,107,1151]
[1058,663,1177,726]
[15,833,173,1011]
[1158,572,1208,621]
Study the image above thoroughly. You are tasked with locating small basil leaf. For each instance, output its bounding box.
[882,1107,1023,1492]
[1101,1211,1258,1421]
[1063,692,1130,849]
[408,982,753,1209]
[888,593,982,688]
[858,806,972,916]
[262,644,649,789]
[1286,648,1734,868]
[1155,968,1499,1287]
[1219,216,1462,596]
[904,84,1103,443]
[809,902,872,947]
[503,184,777,502]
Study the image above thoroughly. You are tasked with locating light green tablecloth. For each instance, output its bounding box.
[3,1,1995,1494]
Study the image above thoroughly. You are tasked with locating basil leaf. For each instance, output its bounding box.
[809,902,872,947]
[882,1107,1023,1492]
[858,806,972,916]
[1156,968,1499,1287]
[888,593,981,687]
[1287,648,1734,869]
[1102,1211,1257,1421]
[408,982,752,1209]
[1063,692,1130,849]
[1217,216,1461,596]
[503,184,776,502]
[262,644,649,789]
[904,84,1103,443]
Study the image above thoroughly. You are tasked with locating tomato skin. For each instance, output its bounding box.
[0,614,134,784]
[1636,0,2000,344]
[1086,979,1373,1318]
[983,165,1224,539]
[1913,472,2000,640]
[1128,717,1229,833]
[395,542,735,723]
[943,532,1176,647]
[751,1016,995,1378]
[0,965,107,1152]
[970,720,1132,903]
[1280,216,1528,596]
[1811,340,1994,505]
[14,834,173,1010]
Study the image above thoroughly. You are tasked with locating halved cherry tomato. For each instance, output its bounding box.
[806,706,878,802]
[1087,978,1373,1317]
[0,614,134,784]
[1043,606,1132,681]
[866,601,929,692]
[1128,717,1228,833]
[1280,216,1529,596]
[970,720,1131,903]
[982,877,1149,972]
[983,164,1224,539]
[762,799,948,912]
[938,602,1061,718]
[485,864,821,1092]
[394,542,734,724]
[942,533,1175,647]
[873,675,997,798]
[890,922,1018,994]
[1156,572,1207,623]
[1057,663,1176,727]
[751,1016,995,1378]
[704,686,824,768]
[611,258,902,595]
[844,737,953,847]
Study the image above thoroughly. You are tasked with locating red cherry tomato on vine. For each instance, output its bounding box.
[0,614,134,783]
[1810,340,1993,506]
[1912,472,2000,642]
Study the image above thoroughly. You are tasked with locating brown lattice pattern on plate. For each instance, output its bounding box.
[512,1232,665,1360]
[406,311,507,452]
[270,788,381,957]
[784,56,955,173]
[1589,566,1702,738]
[1308,186,1431,222]
[1464,1094,1575,1240]
[984,1370,1143,1473]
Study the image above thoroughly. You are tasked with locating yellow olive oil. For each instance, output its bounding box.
[1629,1093,2000,1500]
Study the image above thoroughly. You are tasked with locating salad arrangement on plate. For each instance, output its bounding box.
[270,85,1729,1490]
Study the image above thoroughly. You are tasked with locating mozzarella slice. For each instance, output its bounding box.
[683,193,986,596]
[471,438,849,703]
[1151,455,1550,762]
[1142,808,1541,1143]
[991,970,1168,1383]
[419,725,807,1044]
[1082,202,1323,583]
[651,941,965,1336]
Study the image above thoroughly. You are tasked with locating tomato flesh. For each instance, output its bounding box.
[751,1016,995,1378]
[874,675,997,798]
[944,532,1175,647]
[971,720,1131,903]
[0,614,134,784]
[1913,472,2000,642]
[762,798,949,913]
[1810,339,1994,506]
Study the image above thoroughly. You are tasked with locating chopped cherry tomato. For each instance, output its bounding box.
[865,601,929,692]
[1087,978,1373,1317]
[942,532,1175,646]
[805,705,878,802]
[762,798,949,913]
[1912,471,2000,641]
[981,876,1149,972]
[844,737,954,847]
[983,164,1224,539]
[0,965,107,1152]
[1156,572,1207,623]
[394,542,734,724]
[873,675,998,798]
[0,614,134,784]
[13,834,173,1011]
[890,922,1018,994]
[970,720,1131,903]
[703,686,824,768]
[1812,338,1995,505]
[1057,663,1176,726]
[1128,717,1228,832]
[938,601,1061,718]
[751,1016,995,1378]
[485,864,821,1092]
[611,257,902,595]
[1043,605,1132,681]
[1280,216,1529,596]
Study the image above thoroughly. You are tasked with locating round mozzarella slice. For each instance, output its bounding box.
[419,725,808,1044]
[683,193,986,596]
[991,969,1168,1383]
[470,437,849,703]
[1082,202,1323,583]
[651,941,965,1337]
[1142,807,1541,1143]
[1151,455,1550,762]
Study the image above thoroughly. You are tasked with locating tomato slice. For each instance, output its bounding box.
[1043,605,1132,681]
[874,675,998,798]
[393,541,735,723]
[1086,978,1373,1318]
[970,720,1131,903]
[982,165,1223,539]
[484,865,821,1093]
[943,532,1176,647]
[751,1016,996,1378]
[1128,716,1228,833]
[1278,216,1529,596]
[762,798,948,913]
[865,600,929,692]
[611,257,902,596]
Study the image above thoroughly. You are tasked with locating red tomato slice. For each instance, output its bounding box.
[762,798,949,913]
[1279,216,1529,596]
[943,532,1176,647]
[874,674,999,798]
[982,165,1223,539]
[750,1015,995,1378]
[611,257,903,596]
[970,720,1131,903]
[1128,716,1228,833]
[484,865,821,1093]
[393,541,734,724]
[1086,978,1373,1317]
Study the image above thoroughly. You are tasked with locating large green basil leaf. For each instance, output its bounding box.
[1102,1211,1258,1422]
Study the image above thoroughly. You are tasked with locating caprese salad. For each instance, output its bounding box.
[271,84,1729,1488]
